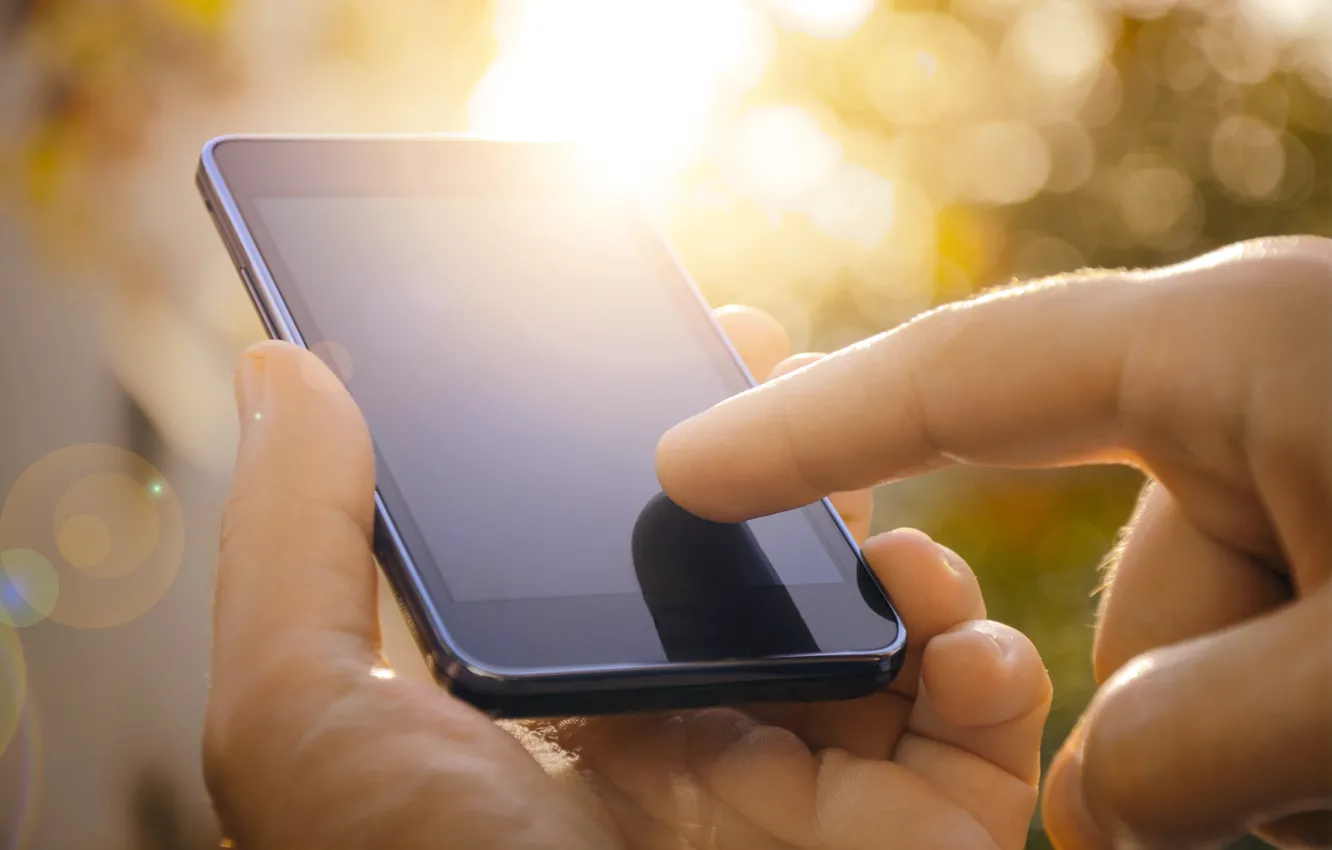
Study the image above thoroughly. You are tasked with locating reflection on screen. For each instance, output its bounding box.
[255,195,846,603]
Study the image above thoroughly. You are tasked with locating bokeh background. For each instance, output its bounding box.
[0,0,1328,847]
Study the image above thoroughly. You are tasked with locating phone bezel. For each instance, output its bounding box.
[197,134,906,713]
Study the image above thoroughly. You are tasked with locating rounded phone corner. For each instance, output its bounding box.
[201,134,246,161]
[426,644,514,696]
[840,623,908,691]
[875,629,909,684]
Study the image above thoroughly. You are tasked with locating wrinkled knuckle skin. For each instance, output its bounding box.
[200,654,338,843]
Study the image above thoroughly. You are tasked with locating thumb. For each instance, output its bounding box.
[1045,584,1332,849]
[213,340,380,684]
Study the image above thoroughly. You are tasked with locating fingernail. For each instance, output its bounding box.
[973,621,1018,667]
[934,543,969,577]
[236,348,269,430]
[888,528,969,578]
[1045,741,1114,850]
[889,527,934,543]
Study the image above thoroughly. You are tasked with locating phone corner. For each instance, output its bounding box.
[199,133,263,172]
[874,625,909,684]
[200,134,232,164]
[425,641,515,697]
[203,132,253,150]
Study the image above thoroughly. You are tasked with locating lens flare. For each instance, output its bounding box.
[0,550,58,628]
[0,445,183,629]
[55,514,112,572]
[52,473,161,580]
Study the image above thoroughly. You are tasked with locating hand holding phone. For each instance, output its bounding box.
[205,324,1052,850]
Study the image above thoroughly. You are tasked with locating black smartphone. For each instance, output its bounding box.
[197,135,905,717]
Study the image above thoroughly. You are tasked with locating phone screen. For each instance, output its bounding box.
[212,139,900,671]
[254,194,844,602]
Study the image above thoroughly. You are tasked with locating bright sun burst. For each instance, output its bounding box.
[468,0,774,189]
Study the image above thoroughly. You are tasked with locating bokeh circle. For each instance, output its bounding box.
[0,550,59,628]
[0,444,183,629]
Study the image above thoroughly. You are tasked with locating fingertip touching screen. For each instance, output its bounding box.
[215,139,899,671]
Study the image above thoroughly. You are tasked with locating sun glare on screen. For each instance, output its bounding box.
[468,0,774,189]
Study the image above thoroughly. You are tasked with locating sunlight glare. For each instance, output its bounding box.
[770,0,875,40]
[470,0,773,190]
[724,105,842,212]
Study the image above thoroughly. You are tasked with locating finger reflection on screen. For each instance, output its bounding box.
[631,491,818,662]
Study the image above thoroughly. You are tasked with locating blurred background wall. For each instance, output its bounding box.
[0,0,1327,847]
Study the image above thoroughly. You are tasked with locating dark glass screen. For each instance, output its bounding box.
[216,138,899,670]
[253,193,847,603]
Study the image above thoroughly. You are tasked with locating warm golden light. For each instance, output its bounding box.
[56,514,112,572]
[469,0,772,189]
[770,0,875,39]
[723,106,842,211]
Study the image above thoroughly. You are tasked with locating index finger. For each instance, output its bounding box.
[657,272,1143,521]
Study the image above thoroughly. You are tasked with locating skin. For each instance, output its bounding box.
[656,236,1332,849]
[205,308,1052,849]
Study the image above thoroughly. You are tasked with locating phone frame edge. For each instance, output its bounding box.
[195,133,908,716]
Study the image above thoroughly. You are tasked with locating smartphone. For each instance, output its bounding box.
[197,135,905,717]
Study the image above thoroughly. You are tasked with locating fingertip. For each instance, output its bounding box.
[861,530,986,639]
[242,338,301,359]
[862,527,937,562]
[654,419,721,519]
[654,408,765,522]
[922,621,1050,729]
